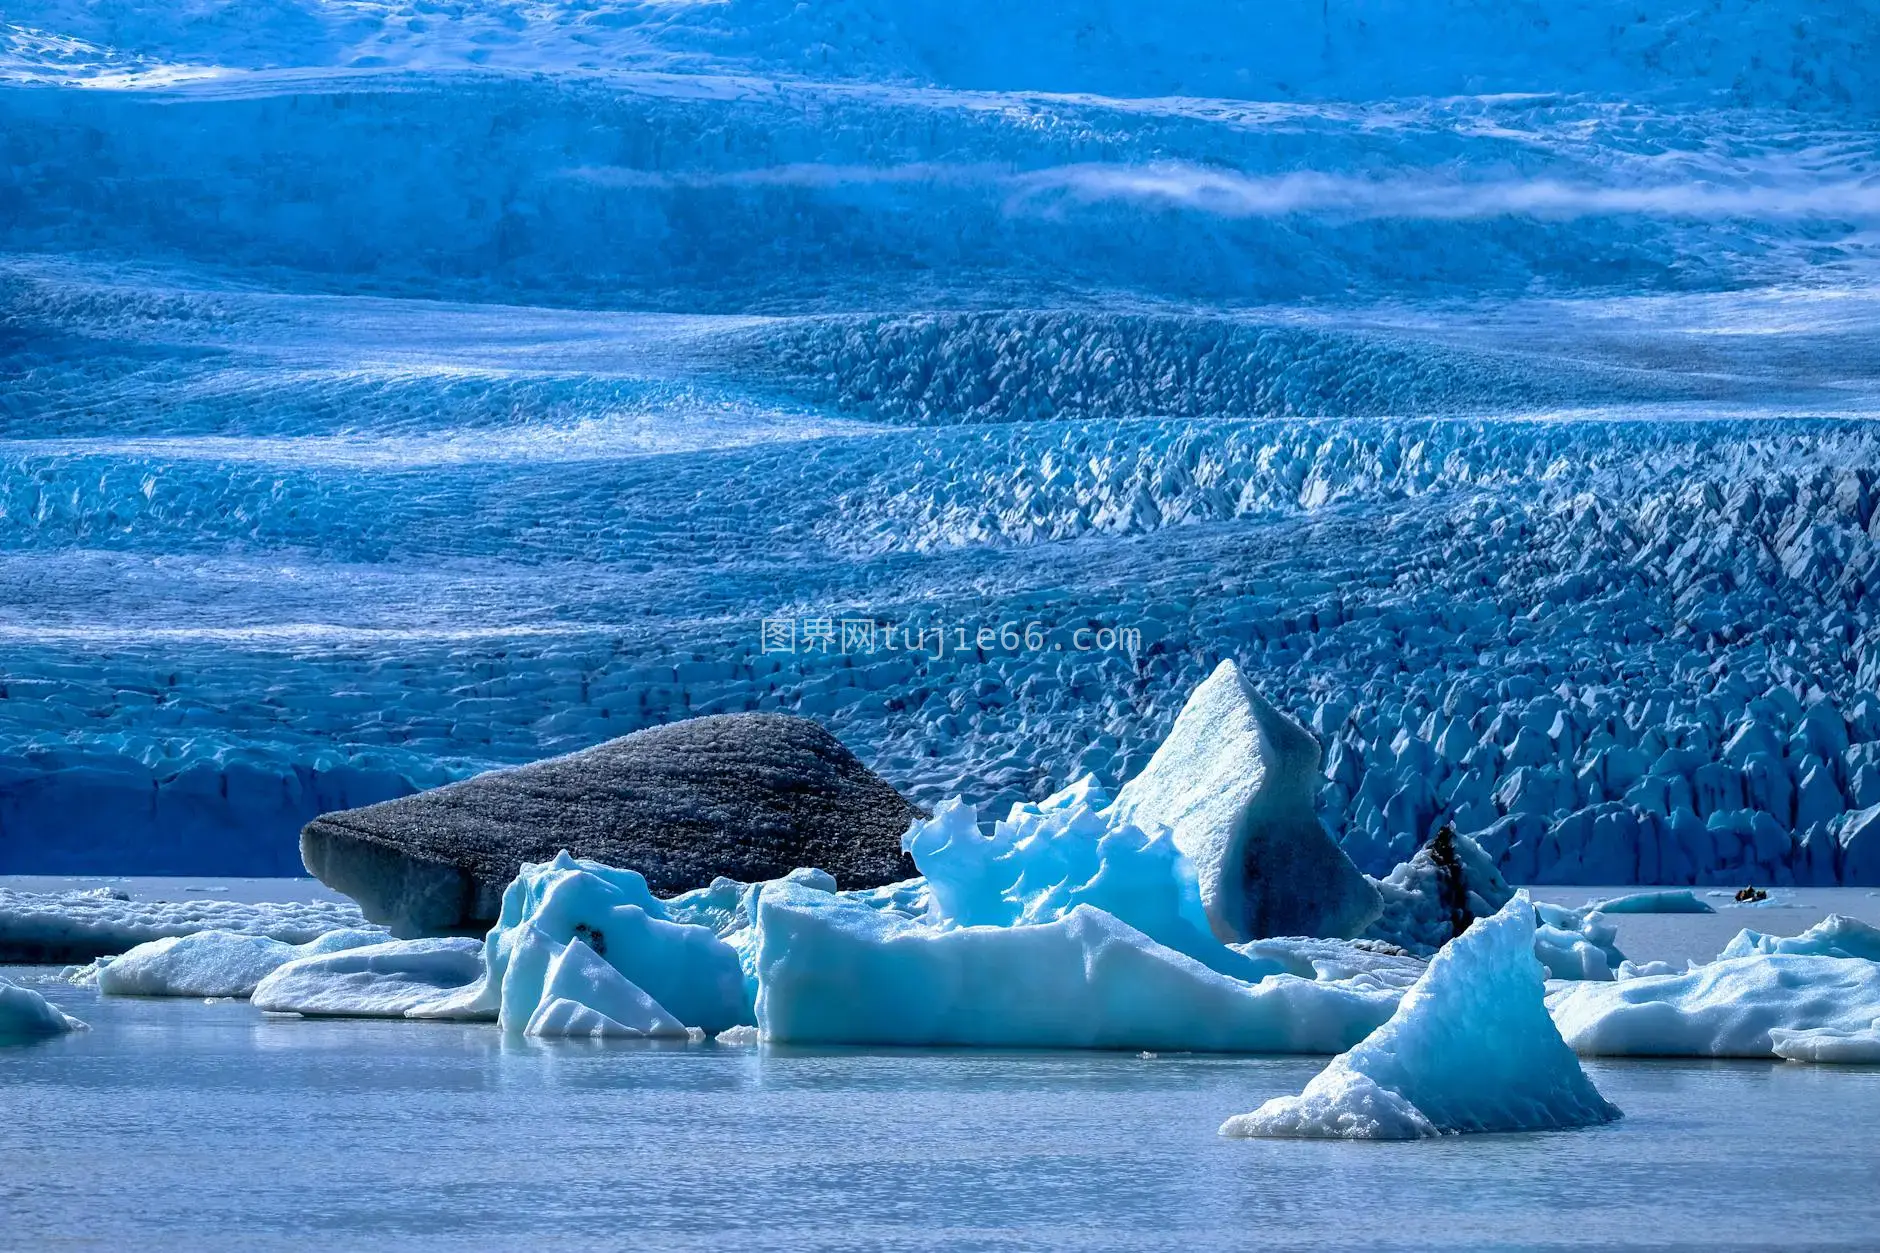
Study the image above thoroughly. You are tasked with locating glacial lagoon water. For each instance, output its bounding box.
[5,957,1879,1251]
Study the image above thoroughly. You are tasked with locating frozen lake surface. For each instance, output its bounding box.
[2,965,1877,1252]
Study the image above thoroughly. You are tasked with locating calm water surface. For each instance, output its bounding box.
[4,968,1878,1252]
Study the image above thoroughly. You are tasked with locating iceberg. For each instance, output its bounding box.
[0,885,372,964]
[753,881,1399,1052]
[1531,902,1625,981]
[1363,827,1513,957]
[1221,894,1621,1139]
[1549,955,1880,1058]
[0,975,87,1040]
[903,779,1255,976]
[1718,914,1880,962]
[251,938,488,1018]
[97,928,386,998]
[300,713,922,935]
[522,938,689,1039]
[414,852,748,1034]
[1581,889,1714,915]
[1107,660,1380,942]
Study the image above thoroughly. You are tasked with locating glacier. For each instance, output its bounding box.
[1221,894,1621,1139]
[4,0,1880,897]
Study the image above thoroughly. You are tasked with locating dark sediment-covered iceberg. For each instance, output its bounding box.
[300,713,923,936]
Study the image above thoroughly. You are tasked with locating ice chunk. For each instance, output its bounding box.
[1549,954,1880,1057]
[1221,894,1620,1139]
[1363,827,1513,957]
[903,780,1250,976]
[1581,889,1714,915]
[1107,660,1380,941]
[251,937,488,1018]
[1718,914,1880,962]
[714,1024,762,1045]
[416,852,748,1034]
[0,976,87,1040]
[0,886,372,964]
[753,882,1399,1052]
[97,928,386,998]
[301,713,921,935]
[1769,1025,1880,1064]
[1532,901,1625,980]
[523,939,688,1039]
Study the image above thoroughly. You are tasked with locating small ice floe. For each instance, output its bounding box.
[98,928,387,999]
[0,976,88,1041]
[1220,894,1619,1140]
[714,1024,761,1046]
[1580,889,1713,915]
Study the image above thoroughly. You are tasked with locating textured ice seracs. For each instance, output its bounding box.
[0,886,372,964]
[96,927,386,998]
[413,852,748,1034]
[903,779,1237,973]
[251,937,488,1018]
[1718,914,1880,961]
[1221,894,1621,1139]
[1362,827,1513,957]
[752,881,1399,1052]
[300,713,922,936]
[1108,661,1379,942]
[1548,955,1880,1058]
[0,975,86,1040]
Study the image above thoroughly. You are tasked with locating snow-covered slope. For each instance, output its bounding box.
[3,0,1878,882]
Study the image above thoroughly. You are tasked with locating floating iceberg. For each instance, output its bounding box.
[1718,914,1880,962]
[301,713,921,935]
[0,976,87,1041]
[1531,902,1626,981]
[1107,660,1379,942]
[1221,894,1621,1139]
[1549,954,1880,1058]
[1363,827,1513,957]
[415,852,749,1034]
[753,881,1399,1052]
[97,928,387,998]
[0,886,372,964]
[1581,889,1714,915]
[251,938,488,1018]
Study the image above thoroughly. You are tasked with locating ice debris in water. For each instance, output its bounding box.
[97,928,388,998]
[1531,902,1626,981]
[1221,894,1620,1140]
[1769,1023,1880,1064]
[1718,914,1880,961]
[252,938,488,1018]
[1579,889,1714,915]
[413,851,749,1036]
[751,879,1401,1052]
[0,975,87,1041]
[0,886,372,964]
[714,1024,762,1046]
[1549,954,1880,1058]
[1107,660,1381,942]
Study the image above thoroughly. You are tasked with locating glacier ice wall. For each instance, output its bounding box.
[4,0,1880,884]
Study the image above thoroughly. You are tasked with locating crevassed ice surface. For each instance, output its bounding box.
[4,0,1880,882]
